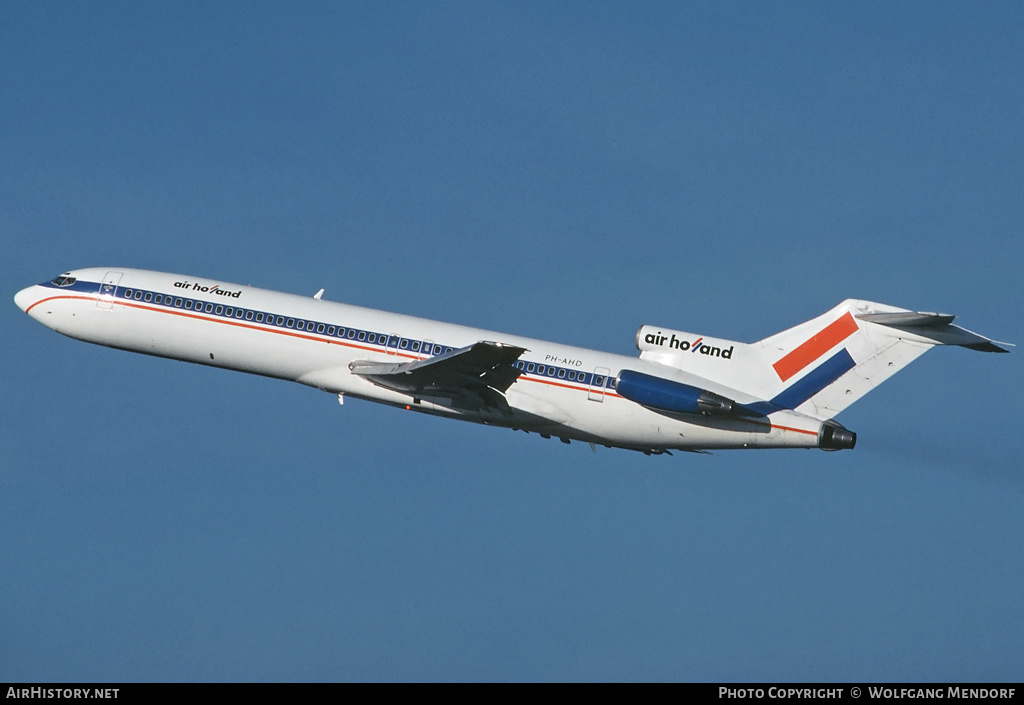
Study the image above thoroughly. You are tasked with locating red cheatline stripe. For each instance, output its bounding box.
[25,294,93,314]
[771,424,819,437]
[32,294,621,396]
[773,312,858,382]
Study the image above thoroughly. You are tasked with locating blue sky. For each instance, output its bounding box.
[2,2,1022,681]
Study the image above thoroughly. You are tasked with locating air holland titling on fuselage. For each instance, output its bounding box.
[14,268,1009,455]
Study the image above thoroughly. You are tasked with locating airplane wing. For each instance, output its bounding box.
[349,341,527,413]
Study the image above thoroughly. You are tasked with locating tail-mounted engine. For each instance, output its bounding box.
[818,421,857,451]
[615,369,740,417]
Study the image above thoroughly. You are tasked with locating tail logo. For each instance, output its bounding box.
[773,313,858,382]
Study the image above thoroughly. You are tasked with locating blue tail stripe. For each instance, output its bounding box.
[769,348,856,410]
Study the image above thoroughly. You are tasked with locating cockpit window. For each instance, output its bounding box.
[51,274,76,287]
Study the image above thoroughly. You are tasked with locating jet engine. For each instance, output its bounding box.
[818,421,857,450]
[615,369,738,417]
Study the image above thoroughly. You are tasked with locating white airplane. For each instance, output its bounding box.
[14,268,1009,455]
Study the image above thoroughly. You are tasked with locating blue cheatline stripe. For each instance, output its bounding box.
[769,348,856,410]
[41,278,612,391]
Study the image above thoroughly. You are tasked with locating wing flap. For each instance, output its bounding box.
[350,341,528,411]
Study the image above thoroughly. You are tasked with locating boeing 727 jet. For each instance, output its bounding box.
[14,268,1009,454]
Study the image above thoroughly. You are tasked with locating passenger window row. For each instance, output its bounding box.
[513,360,602,387]
[117,286,607,387]
[117,286,458,358]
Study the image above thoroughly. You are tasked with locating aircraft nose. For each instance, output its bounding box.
[14,286,37,313]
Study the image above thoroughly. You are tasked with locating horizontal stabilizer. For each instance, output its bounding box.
[856,311,1011,353]
[856,311,956,326]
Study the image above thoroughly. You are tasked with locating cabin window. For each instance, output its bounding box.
[144,293,153,302]
[307,321,315,331]
[235,309,243,318]
[225,307,233,316]
[286,319,294,328]
[558,369,566,378]
[357,331,366,341]
[348,330,356,339]
[411,341,420,352]
[154,294,162,304]
[246,311,254,320]
[134,290,143,300]
[123,289,132,298]
[174,298,183,307]
[215,305,223,315]
[185,300,193,310]
[400,339,408,349]
[367,333,376,343]
[327,326,335,335]
[527,363,536,373]
[317,323,325,333]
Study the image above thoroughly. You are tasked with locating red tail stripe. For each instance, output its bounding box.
[773,312,858,382]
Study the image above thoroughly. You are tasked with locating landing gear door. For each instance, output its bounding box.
[588,366,611,402]
[96,271,123,310]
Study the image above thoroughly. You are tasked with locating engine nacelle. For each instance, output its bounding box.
[616,369,737,416]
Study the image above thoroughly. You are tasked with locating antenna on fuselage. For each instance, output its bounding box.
[313,288,324,300]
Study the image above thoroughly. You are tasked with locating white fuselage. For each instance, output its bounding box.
[15,267,827,453]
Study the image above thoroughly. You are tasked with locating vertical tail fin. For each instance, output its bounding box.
[745,300,1008,420]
